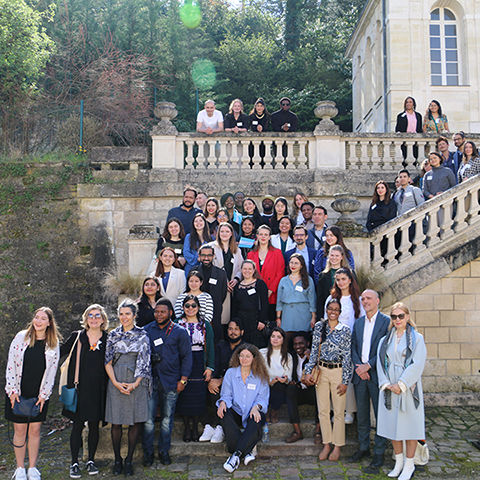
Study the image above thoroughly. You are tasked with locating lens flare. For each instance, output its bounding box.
[180,2,202,29]
[192,59,216,90]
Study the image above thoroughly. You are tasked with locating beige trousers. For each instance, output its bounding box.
[315,365,346,446]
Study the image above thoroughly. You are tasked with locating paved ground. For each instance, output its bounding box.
[0,401,479,479]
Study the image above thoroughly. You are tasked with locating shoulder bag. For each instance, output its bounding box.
[59,333,82,412]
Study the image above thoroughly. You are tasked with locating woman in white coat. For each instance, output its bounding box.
[377,302,426,480]
[152,247,186,306]
[212,223,243,332]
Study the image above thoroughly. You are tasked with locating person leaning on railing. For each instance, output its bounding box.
[422,152,456,199]
[196,99,224,134]
[224,99,250,133]
[457,141,480,183]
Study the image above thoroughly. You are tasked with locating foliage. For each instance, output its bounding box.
[57,115,109,153]
[0,0,55,103]
[102,270,143,298]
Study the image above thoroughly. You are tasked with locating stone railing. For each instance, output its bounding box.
[369,175,480,282]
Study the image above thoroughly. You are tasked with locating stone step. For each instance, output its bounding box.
[88,418,359,460]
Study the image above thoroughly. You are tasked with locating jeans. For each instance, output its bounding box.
[142,380,179,455]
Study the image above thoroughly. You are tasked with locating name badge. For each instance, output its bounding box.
[295,285,303,292]
[237,122,243,126]
[154,338,163,346]
[175,249,182,254]
[252,121,258,125]
[426,175,432,181]
[247,383,256,390]
[247,288,256,295]
[405,192,413,197]
[322,236,326,242]
[209,278,218,285]
[231,258,235,264]
[466,164,472,169]
[371,204,377,210]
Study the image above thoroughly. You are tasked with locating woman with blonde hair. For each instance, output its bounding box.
[377,303,426,480]
[61,304,109,478]
[291,192,309,225]
[5,307,62,480]
[224,99,250,133]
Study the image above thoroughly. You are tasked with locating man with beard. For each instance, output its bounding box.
[300,202,315,231]
[284,225,317,277]
[285,332,321,444]
[197,244,228,344]
[200,318,246,443]
[261,195,275,223]
[166,187,202,234]
[143,299,192,466]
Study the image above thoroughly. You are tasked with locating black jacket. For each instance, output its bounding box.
[395,111,422,133]
[365,200,397,232]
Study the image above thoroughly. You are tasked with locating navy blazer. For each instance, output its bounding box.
[306,226,327,250]
[284,246,317,278]
[351,311,390,386]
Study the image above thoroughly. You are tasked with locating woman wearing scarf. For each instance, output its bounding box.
[377,302,426,480]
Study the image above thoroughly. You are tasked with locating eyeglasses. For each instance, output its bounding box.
[87,313,102,319]
[294,233,306,237]
[199,254,213,258]
[184,303,198,309]
[390,313,406,320]
[281,103,290,106]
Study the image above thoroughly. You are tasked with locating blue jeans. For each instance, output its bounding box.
[142,380,179,456]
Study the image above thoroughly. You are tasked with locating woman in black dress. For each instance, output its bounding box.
[205,197,220,238]
[5,307,61,480]
[61,304,109,478]
[135,277,161,327]
[239,216,256,258]
[155,218,186,268]
[249,98,271,132]
[232,260,269,348]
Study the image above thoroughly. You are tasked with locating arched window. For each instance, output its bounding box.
[430,8,459,85]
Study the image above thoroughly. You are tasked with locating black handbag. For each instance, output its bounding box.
[12,396,40,418]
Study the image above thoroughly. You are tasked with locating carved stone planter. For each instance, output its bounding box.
[151,102,178,135]
[331,193,362,234]
[314,100,339,132]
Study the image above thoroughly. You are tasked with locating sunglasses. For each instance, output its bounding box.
[184,303,198,309]
[87,313,102,319]
[390,313,406,320]
[281,103,290,106]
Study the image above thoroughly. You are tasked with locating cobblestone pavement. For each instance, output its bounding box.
[1,404,479,479]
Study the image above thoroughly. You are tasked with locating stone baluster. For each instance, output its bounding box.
[425,206,441,247]
[217,140,229,169]
[439,199,454,240]
[371,237,384,272]
[297,139,308,169]
[344,140,356,169]
[265,139,275,169]
[370,140,382,169]
[205,139,216,169]
[397,223,412,262]
[467,183,480,225]
[404,140,416,167]
[384,230,398,269]
[359,140,370,169]
[184,140,196,168]
[453,191,468,233]
[393,140,404,168]
[411,216,427,254]
[285,139,296,169]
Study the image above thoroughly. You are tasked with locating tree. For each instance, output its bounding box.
[0,0,55,103]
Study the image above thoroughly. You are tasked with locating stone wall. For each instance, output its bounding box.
[397,257,480,395]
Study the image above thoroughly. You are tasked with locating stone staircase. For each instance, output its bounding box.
[89,406,360,460]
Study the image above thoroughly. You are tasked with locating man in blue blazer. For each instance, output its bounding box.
[348,290,390,471]
[306,206,328,250]
[284,225,317,277]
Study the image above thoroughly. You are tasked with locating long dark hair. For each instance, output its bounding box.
[322,226,352,260]
[287,253,310,289]
[330,267,361,319]
[186,270,205,292]
[189,212,212,250]
[249,97,270,117]
[138,276,161,304]
[182,294,204,323]
[163,217,186,241]
[266,327,289,368]
[462,141,480,162]
[155,247,181,277]
[243,197,264,228]
[205,197,219,220]
[241,216,256,238]
[403,96,417,111]
[426,99,443,119]
[321,298,342,343]
[371,181,392,206]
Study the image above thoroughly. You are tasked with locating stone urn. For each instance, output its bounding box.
[151,102,178,135]
[314,100,339,132]
[331,193,362,233]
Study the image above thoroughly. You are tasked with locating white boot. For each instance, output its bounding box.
[388,453,404,478]
[398,457,415,480]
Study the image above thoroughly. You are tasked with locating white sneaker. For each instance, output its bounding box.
[345,413,355,424]
[12,468,27,480]
[199,424,215,442]
[27,468,41,480]
[244,445,257,466]
[210,425,225,443]
[223,453,240,473]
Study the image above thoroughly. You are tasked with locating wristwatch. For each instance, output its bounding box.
[180,380,188,386]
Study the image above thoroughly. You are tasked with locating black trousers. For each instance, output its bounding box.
[269,382,288,410]
[221,408,265,455]
[286,384,319,424]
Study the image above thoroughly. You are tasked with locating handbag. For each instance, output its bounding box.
[12,396,40,418]
[59,332,82,413]
[414,440,429,465]
[301,346,322,385]
[58,332,80,395]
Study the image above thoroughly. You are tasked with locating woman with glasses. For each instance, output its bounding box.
[175,295,214,443]
[377,303,426,480]
[61,305,109,478]
[304,298,352,462]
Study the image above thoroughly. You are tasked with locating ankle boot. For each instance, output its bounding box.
[388,453,404,478]
[398,457,415,480]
